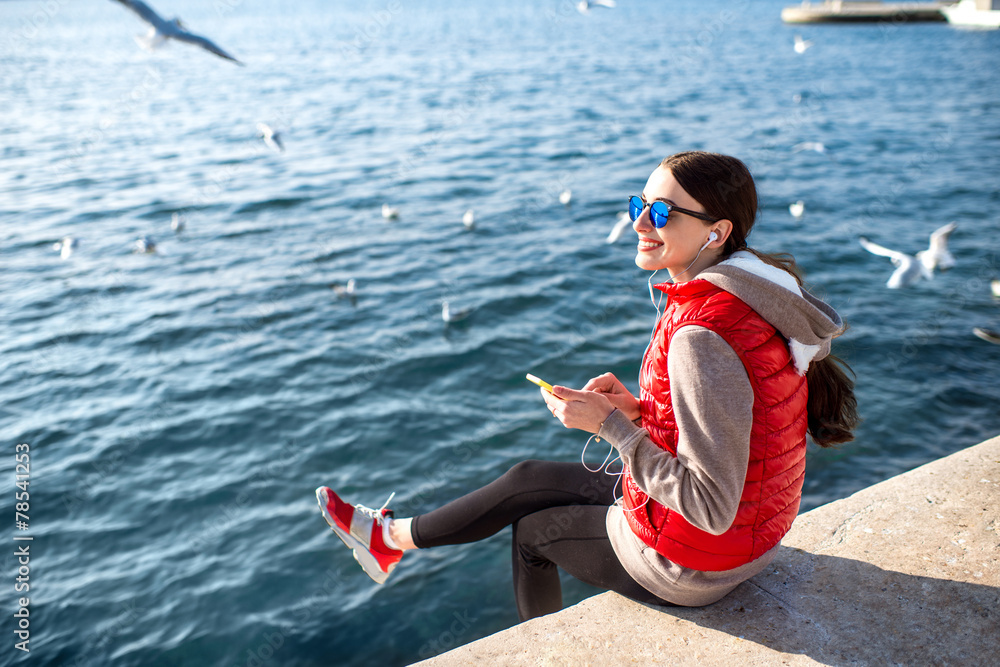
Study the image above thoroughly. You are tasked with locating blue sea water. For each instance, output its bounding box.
[1,0,999,664]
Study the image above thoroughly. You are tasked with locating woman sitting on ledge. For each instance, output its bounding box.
[316,150,859,621]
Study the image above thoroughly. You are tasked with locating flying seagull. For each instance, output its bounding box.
[794,35,813,54]
[382,204,400,220]
[256,123,284,152]
[111,0,243,65]
[792,141,826,154]
[606,211,632,244]
[859,224,959,288]
[915,222,957,273]
[789,200,805,219]
[859,237,931,289]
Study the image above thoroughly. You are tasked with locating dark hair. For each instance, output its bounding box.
[661,151,859,447]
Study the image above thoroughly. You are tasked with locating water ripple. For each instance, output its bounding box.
[2,2,999,666]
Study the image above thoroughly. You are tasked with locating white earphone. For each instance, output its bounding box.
[648,230,722,311]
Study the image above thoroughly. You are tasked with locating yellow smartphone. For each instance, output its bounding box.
[525,373,554,393]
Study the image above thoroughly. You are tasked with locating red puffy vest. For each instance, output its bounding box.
[623,279,808,571]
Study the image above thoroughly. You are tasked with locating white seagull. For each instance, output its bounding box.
[442,300,473,323]
[789,200,805,219]
[332,279,356,299]
[171,212,185,233]
[559,189,572,206]
[606,211,632,244]
[382,204,400,220]
[256,123,284,153]
[859,237,931,289]
[915,222,957,273]
[134,236,157,254]
[53,236,80,259]
[794,35,813,54]
[792,141,826,154]
[991,279,1000,299]
[462,209,476,230]
[111,0,243,65]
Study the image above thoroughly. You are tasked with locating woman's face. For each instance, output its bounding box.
[632,166,720,278]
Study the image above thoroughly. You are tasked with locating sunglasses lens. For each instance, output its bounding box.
[649,202,670,228]
[628,196,643,221]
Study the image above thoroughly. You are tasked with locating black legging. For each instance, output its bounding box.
[410,459,673,621]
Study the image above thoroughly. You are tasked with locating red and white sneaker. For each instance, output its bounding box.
[315,487,402,584]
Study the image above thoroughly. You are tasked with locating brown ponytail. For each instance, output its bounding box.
[806,354,859,447]
[662,150,860,447]
[742,250,860,446]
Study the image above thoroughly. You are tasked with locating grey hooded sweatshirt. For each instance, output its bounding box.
[596,251,844,606]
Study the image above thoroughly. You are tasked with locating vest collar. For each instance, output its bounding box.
[653,272,820,375]
[651,277,714,300]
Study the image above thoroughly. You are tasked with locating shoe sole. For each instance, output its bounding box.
[315,488,391,585]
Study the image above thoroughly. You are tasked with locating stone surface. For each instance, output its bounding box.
[415,435,1000,666]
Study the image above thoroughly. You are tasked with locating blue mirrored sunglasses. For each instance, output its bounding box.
[628,195,719,228]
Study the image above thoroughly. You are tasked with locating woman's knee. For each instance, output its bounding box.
[502,459,611,504]
[503,459,560,486]
[512,511,557,567]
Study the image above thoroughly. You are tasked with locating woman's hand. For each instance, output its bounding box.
[540,385,616,435]
[581,372,641,421]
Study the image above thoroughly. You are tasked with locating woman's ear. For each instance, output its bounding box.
[710,219,734,247]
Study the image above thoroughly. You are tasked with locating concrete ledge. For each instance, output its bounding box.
[416,435,999,665]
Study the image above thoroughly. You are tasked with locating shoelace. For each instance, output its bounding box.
[355,492,396,525]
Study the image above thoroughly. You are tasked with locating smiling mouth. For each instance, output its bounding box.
[637,239,663,250]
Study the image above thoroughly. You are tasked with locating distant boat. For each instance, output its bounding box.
[782,1,950,24]
[941,0,1000,28]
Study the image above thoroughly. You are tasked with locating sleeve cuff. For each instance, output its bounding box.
[598,408,648,457]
